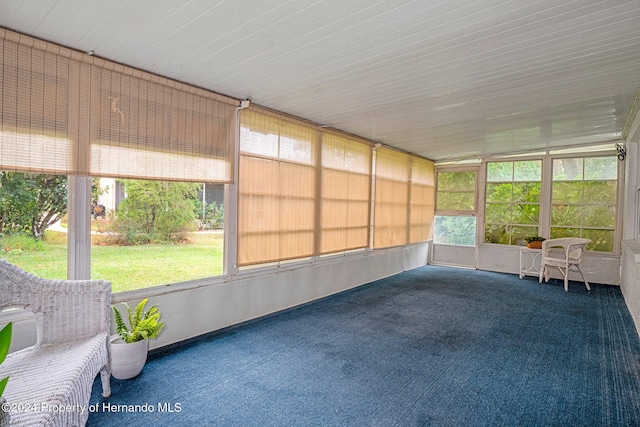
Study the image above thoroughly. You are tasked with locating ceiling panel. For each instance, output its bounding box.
[1,0,639,161]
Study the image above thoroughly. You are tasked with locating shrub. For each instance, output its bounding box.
[194,200,224,231]
[110,180,199,244]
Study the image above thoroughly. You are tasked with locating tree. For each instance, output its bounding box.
[193,199,224,230]
[92,177,106,203]
[0,172,67,239]
[112,180,200,244]
[434,216,476,246]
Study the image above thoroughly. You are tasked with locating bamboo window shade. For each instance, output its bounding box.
[409,156,435,243]
[0,29,237,182]
[373,148,435,248]
[238,110,317,266]
[0,33,73,174]
[238,110,434,266]
[373,148,411,248]
[320,133,371,254]
[238,110,377,266]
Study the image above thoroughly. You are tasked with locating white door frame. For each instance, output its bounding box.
[430,164,480,269]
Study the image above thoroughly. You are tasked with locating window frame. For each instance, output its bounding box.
[481,151,623,255]
[483,158,543,246]
[433,165,479,247]
[549,153,622,253]
[435,166,478,216]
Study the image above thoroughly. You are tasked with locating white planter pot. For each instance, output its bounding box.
[110,336,148,380]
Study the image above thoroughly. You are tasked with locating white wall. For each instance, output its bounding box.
[4,244,429,353]
[119,243,429,350]
[477,244,621,285]
[620,115,640,333]
[3,244,429,353]
[622,240,640,330]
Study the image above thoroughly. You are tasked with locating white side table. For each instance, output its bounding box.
[519,247,542,278]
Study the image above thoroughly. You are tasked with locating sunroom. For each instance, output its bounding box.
[1,1,640,425]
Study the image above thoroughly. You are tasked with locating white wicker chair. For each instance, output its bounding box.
[538,237,591,292]
[0,260,111,427]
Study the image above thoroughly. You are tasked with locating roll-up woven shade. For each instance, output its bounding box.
[409,156,435,243]
[89,66,236,181]
[0,29,237,182]
[0,34,73,173]
[321,134,371,254]
[372,149,435,248]
[238,110,316,266]
[373,148,411,248]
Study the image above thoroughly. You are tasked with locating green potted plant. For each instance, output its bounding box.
[525,236,546,249]
[110,299,164,380]
[0,322,12,425]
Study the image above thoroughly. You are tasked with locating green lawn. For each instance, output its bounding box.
[1,231,224,293]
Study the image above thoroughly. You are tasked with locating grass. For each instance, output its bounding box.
[1,230,224,294]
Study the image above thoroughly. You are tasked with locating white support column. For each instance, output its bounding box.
[539,155,553,239]
[223,181,237,276]
[224,100,250,276]
[67,175,92,280]
[368,146,379,249]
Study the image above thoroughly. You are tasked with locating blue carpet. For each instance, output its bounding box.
[87,266,640,426]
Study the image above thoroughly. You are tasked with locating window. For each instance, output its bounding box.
[484,160,541,245]
[436,171,476,212]
[0,30,236,290]
[320,134,371,254]
[238,110,316,266]
[373,149,435,248]
[373,149,410,248]
[434,170,476,246]
[239,111,435,265]
[89,178,225,293]
[551,156,617,252]
[409,157,435,244]
[0,171,68,279]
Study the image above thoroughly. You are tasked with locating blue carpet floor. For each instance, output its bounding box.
[88,266,640,426]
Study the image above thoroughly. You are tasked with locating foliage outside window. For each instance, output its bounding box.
[436,171,476,212]
[0,172,67,239]
[551,157,617,252]
[0,31,236,293]
[0,171,68,279]
[434,216,476,246]
[434,170,476,246]
[90,178,224,293]
[0,173,225,292]
[108,180,200,245]
[484,160,541,245]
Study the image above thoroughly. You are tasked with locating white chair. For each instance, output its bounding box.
[538,238,591,292]
[0,260,112,427]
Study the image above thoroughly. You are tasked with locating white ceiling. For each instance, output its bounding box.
[2,0,640,162]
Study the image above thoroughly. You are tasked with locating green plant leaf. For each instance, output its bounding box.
[0,376,8,397]
[133,299,149,330]
[120,301,134,331]
[0,323,12,365]
[112,306,130,341]
[112,299,164,343]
